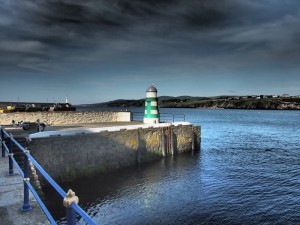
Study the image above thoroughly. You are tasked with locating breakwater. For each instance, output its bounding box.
[28,123,200,183]
[0,111,200,184]
[0,111,131,125]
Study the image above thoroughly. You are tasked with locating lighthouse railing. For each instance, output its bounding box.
[160,113,185,122]
[132,112,185,122]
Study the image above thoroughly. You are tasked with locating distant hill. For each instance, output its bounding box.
[85,99,145,107]
[79,96,300,110]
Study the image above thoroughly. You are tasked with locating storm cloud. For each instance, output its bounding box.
[0,0,299,72]
[0,0,300,103]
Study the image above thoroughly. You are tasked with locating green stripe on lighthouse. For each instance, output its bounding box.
[144,114,159,118]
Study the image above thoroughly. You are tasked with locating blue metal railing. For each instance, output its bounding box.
[0,126,97,225]
[132,112,186,122]
[160,113,186,122]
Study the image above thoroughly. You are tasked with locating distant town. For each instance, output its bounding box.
[222,94,299,100]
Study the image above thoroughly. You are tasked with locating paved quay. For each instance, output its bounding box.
[0,155,50,225]
[47,121,144,130]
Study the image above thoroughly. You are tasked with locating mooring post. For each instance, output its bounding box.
[161,128,166,157]
[63,189,79,225]
[191,126,195,152]
[22,149,32,212]
[1,127,5,157]
[136,129,141,164]
[8,134,14,175]
[170,126,175,155]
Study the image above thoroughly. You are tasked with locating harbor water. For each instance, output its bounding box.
[44,108,300,225]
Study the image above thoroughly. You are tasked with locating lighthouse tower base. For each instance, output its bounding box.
[143,118,159,124]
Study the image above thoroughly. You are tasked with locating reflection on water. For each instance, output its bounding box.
[43,108,300,225]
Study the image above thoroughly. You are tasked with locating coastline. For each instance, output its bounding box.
[78,97,300,110]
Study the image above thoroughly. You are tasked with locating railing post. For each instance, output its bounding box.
[64,189,79,225]
[173,113,175,122]
[66,206,76,225]
[22,149,32,212]
[1,127,5,157]
[8,134,14,175]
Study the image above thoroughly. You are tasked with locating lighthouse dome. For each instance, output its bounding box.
[146,85,157,92]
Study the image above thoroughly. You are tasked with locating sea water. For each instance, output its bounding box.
[45,108,300,225]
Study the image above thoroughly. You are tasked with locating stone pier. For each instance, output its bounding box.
[28,122,201,183]
[0,111,132,125]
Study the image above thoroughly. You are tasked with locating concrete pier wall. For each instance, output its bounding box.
[28,124,201,183]
[0,111,131,125]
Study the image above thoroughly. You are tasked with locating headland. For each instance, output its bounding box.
[85,95,300,110]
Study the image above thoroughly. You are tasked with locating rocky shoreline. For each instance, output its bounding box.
[161,99,300,110]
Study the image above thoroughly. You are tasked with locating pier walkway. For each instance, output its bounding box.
[0,155,49,225]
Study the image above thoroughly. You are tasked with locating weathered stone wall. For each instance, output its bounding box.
[28,124,200,183]
[0,111,131,125]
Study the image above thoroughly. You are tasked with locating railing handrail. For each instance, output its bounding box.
[160,113,186,121]
[132,112,186,122]
[0,127,97,225]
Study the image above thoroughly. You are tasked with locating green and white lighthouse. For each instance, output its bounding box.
[144,85,160,124]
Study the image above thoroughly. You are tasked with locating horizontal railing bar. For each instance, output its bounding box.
[1,132,24,177]
[72,203,97,225]
[10,137,28,153]
[4,133,66,198]
[2,129,56,224]
[133,112,185,115]
[132,112,186,122]
[160,113,185,116]
[2,129,10,138]
[26,181,57,225]
[24,152,66,198]
[9,153,24,177]
[2,142,10,154]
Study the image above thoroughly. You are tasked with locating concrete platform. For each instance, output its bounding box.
[0,156,50,225]
[3,121,144,136]
[29,121,191,139]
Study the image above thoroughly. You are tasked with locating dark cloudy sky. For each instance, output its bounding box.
[0,0,300,104]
